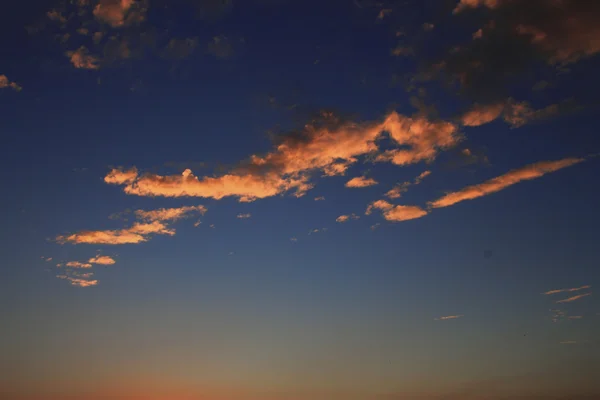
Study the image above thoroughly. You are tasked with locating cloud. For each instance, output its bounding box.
[543,285,591,295]
[568,316,583,320]
[435,314,464,320]
[461,103,505,126]
[377,8,392,20]
[386,170,431,199]
[391,46,413,57]
[65,261,92,268]
[0,75,22,91]
[93,0,147,27]
[88,255,116,265]
[104,112,459,201]
[207,35,236,59]
[134,205,207,222]
[290,237,298,242]
[162,37,198,60]
[461,99,561,128]
[66,46,100,69]
[346,176,378,188]
[47,9,68,24]
[444,0,600,101]
[57,275,99,287]
[366,199,428,222]
[57,221,175,245]
[314,196,325,201]
[429,157,585,208]
[556,293,592,304]
[237,213,252,219]
[370,223,381,231]
[336,214,360,223]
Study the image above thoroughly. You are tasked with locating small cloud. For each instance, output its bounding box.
[44,257,53,262]
[346,176,378,188]
[391,46,413,57]
[66,46,100,70]
[308,228,323,235]
[377,8,392,20]
[47,9,68,24]
[0,75,22,91]
[77,27,89,35]
[228,251,234,256]
[336,214,360,223]
[435,314,464,321]
[556,293,592,304]
[65,261,92,269]
[207,35,235,59]
[88,255,116,265]
[93,0,147,28]
[314,196,326,201]
[290,237,298,242]
[543,285,591,295]
[366,200,428,222]
[429,158,585,209]
[209,224,215,228]
[370,223,381,231]
[237,213,251,219]
[193,220,202,227]
[57,275,98,287]
[422,23,435,31]
[163,37,198,60]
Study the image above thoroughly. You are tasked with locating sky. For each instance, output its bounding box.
[1,0,600,399]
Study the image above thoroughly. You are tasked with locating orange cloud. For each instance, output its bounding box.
[435,314,464,320]
[65,261,92,268]
[461,103,505,126]
[47,9,68,23]
[66,46,100,69]
[391,46,413,57]
[57,221,175,245]
[345,176,378,188]
[377,8,392,20]
[543,285,591,295]
[105,112,458,201]
[88,255,116,265]
[461,100,560,128]
[453,0,501,14]
[134,205,207,222]
[556,293,592,304]
[429,158,585,208]
[385,170,431,199]
[366,200,428,222]
[336,214,359,223]
[93,0,146,27]
[57,274,98,287]
[0,75,22,91]
[375,113,458,166]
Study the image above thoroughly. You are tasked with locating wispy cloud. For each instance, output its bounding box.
[89,255,116,265]
[0,75,22,91]
[429,158,585,208]
[377,8,392,20]
[543,285,591,295]
[57,274,98,287]
[65,261,92,269]
[346,176,378,188]
[314,196,325,201]
[435,314,464,320]
[93,0,147,28]
[386,170,431,199]
[237,213,251,219]
[290,237,298,242]
[57,221,175,245]
[366,199,428,222]
[556,293,592,304]
[135,205,207,222]
[568,316,583,320]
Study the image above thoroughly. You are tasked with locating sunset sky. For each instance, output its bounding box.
[1,0,600,399]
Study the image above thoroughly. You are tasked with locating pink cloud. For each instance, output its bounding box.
[336,214,359,223]
[65,261,92,269]
[543,285,591,295]
[556,293,592,304]
[366,199,428,222]
[134,205,207,222]
[429,157,584,208]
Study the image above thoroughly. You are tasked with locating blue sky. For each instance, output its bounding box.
[1,1,600,399]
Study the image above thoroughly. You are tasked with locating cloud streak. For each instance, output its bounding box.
[366,200,428,222]
[435,314,464,320]
[543,285,591,295]
[556,293,592,304]
[429,158,584,208]
[57,221,175,245]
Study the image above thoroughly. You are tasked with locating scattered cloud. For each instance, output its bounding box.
[568,316,583,320]
[66,46,100,69]
[422,23,435,31]
[290,237,298,242]
[65,261,92,269]
[207,35,236,59]
[429,158,585,208]
[461,99,561,128]
[336,214,360,223]
[89,255,116,265]
[237,213,252,219]
[377,8,392,20]
[47,9,68,24]
[0,75,22,91]
[135,205,207,222]
[370,223,381,231]
[346,176,378,188]
[57,274,98,287]
[314,196,325,201]
[556,293,592,304]
[391,46,413,57]
[543,285,591,295]
[435,314,464,320]
[57,221,175,245]
[385,170,431,199]
[366,200,428,222]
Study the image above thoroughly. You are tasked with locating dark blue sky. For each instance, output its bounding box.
[1,1,599,399]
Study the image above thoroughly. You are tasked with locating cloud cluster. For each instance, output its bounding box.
[66,261,92,268]
[134,205,207,222]
[429,158,584,208]
[58,221,175,245]
[105,112,459,201]
[57,273,98,287]
[66,46,100,69]
[461,99,560,128]
[336,214,360,223]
